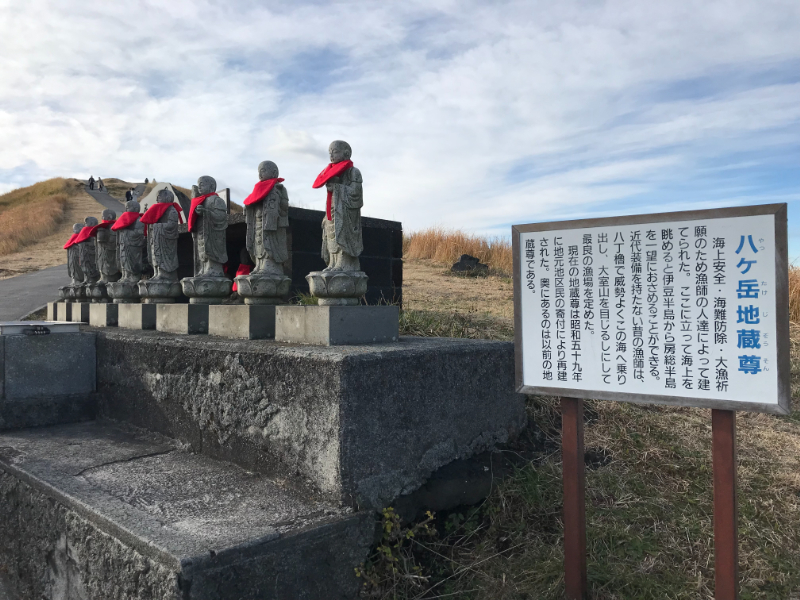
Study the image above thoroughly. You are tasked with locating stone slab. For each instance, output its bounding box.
[275,305,399,346]
[0,321,79,335]
[118,303,157,330]
[157,304,209,335]
[89,303,118,327]
[95,330,525,508]
[69,302,90,323]
[0,421,372,599]
[46,301,57,321]
[208,304,276,339]
[1,332,95,399]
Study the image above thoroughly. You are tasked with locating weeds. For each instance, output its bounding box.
[404,228,512,275]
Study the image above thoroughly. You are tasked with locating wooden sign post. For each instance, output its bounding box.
[512,204,790,599]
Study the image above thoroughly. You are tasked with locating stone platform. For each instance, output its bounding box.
[156,304,210,335]
[95,329,525,508]
[0,421,372,599]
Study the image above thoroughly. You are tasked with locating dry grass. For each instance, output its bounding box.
[404,227,513,275]
[790,266,800,323]
[0,178,82,256]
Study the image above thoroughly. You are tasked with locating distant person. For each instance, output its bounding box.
[145,178,149,184]
[88,175,95,190]
[97,178,104,191]
[125,188,133,202]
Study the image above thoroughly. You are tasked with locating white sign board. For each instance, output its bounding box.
[513,204,790,414]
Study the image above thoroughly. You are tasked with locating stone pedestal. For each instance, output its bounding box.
[180,276,232,305]
[208,305,276,339]
[306,271,368,306]
[235,273,291,305]
[46,302,57,321]
[118,304,157,330]
[106,280,140,304]
[156,304,209,334]
[86,282,110,303]
[138,279,181,304]
[69,302,90,323]
[59,284,86,303]
[275,305,399,346]
[89,303,118,327]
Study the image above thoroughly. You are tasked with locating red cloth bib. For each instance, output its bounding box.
[111,212,140,231]
[141,202,184,236]
[231,264,252,292]
[243,178,284,206]
[187,192,216,232]
[63,233,79,249]
[313,160,353,221]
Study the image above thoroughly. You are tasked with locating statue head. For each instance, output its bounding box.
[329,140,352,164]
[197,176,216,195]
[84,216,99,228]
[125,200,140,213]
[258,161,279,181]
[72,223,83,234]
[102,209,116,221]
[157,189,175,204]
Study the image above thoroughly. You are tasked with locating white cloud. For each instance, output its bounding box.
[0,0,798,254]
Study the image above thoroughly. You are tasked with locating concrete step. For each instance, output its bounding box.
[0,420,373,600]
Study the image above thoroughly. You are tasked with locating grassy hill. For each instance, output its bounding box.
[0,178,109,278]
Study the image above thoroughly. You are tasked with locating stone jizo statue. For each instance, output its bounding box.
[96,209,121,284]
[138,189,182,303]
[107,201,145,303]
[189,176,228,277]
[308,140,368,305]
[236,161,292,304]
[180,176,232,304]
[78,217,100,285]
[66,223,84,287]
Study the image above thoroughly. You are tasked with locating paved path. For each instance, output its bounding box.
[0,264,68,320]
[84,183,125,213]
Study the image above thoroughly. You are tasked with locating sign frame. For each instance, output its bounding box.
[512,203,790,415]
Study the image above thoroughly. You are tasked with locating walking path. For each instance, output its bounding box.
[85,182,145,213]
[0,264,68,320]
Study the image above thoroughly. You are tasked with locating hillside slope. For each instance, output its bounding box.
[0,178,109,278]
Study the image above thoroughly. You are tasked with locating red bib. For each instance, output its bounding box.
[63,233,79,249]
[141,202,184,236]
[187,192,216,232]
[231,264,252,292]
[111,212,140,231]
[243,178,284,206]
[312,160,353,221]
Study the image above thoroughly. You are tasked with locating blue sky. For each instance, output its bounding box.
[0,0,798,259]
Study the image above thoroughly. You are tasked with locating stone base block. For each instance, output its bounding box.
[46,301,57,321]
[69,302,90,323]
[156,304,209,335]
[54,302,72,321]
[96,331,525,508]
[275,305,399,346]
[0,421,372,600]
[208,305,276,339]
[89,303,118,327]
[117,304,157,330]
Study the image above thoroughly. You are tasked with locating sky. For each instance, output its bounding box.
[1,0,798,258]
